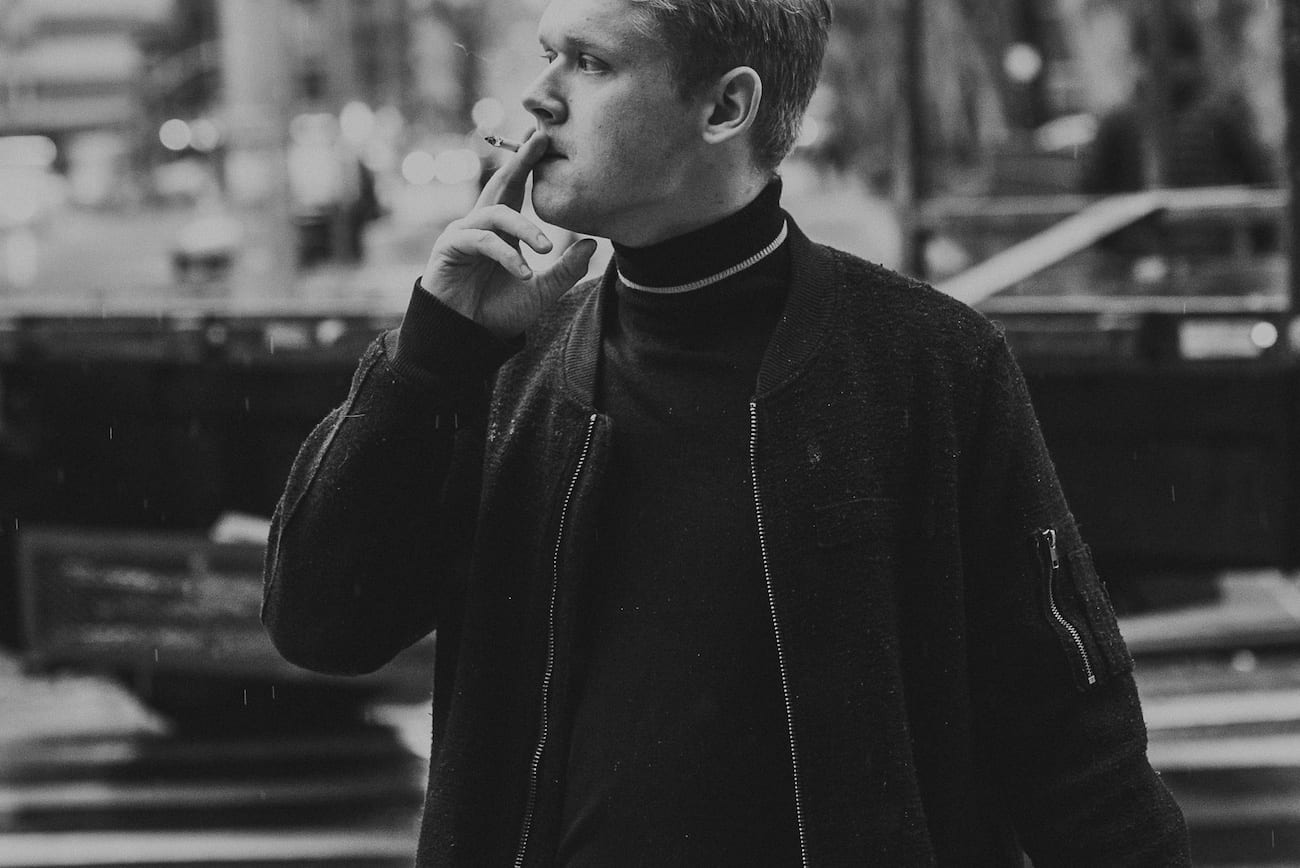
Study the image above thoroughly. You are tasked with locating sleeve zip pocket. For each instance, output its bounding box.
[1036,527,1098,688]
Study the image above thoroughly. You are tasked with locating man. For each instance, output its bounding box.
[262,0,1190,864]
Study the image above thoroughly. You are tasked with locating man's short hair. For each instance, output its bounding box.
[629,0,833,171]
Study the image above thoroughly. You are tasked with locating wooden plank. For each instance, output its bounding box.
[1151,733,1300,770]
[978,294,1287,316]
[1143,690,1300,732]
[1166,777,1300,826]
[1121,571,1300,655]
[0,829,415,867]
[0,770,422,816]
[15,526,435,695]
[0,731,424,778]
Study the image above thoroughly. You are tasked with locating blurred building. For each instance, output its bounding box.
[0,0,424,134]
[0,0,178,205]
[0,0,174,136]
[0,1,418,195]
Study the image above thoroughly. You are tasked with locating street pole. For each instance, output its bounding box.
[1141,1,1175,190]
[218,0,295,302]
[322,0,360,263]
[1285,0,1300,316]
[899,0,928,278]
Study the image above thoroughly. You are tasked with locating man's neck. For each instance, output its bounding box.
[611,177,785,293]
[610,170,775,248]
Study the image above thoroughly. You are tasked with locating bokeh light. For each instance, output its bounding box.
[1251,321,1279,350]
[1003,42,1044,84]
[159,119,192,151]
[188,118,221,152]
[401,150,437,185]
[432,149,481,185]
[472,97,507,133]
[340,101,376,146]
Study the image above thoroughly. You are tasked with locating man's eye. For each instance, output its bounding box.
[577,55,605,72]
[539,51,557,64]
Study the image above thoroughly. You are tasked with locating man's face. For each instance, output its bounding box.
[524,0,711,245]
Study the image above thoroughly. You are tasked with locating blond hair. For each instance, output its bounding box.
[629,0,833,169]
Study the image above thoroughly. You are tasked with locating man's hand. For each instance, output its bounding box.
[420,130,598,339]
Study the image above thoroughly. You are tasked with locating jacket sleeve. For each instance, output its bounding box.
[261,284,518,676]
[963,334,1191,866]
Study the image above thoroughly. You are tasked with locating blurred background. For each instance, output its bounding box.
[0,0,1294,865]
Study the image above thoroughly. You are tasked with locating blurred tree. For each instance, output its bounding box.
[817,0,1008,197]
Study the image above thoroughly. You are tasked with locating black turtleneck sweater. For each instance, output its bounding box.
[556,181,802,866]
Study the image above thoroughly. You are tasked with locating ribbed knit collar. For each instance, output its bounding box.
[612,178,786,291]
[562,218,839,410]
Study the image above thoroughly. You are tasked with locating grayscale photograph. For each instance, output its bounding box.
[0,0,1291,865]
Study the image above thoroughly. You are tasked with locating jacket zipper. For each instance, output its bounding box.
[513,412,599,868]
[749,401,811,867]
[1038,528,1096,686]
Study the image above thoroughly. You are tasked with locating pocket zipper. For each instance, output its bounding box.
[1039,528,1097,686]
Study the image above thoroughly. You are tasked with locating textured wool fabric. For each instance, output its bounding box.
[263,219,1190,866]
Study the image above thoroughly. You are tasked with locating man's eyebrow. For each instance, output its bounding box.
[538,29,625,56]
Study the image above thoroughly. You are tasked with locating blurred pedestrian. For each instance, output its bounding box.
[263,0,1190,864]
[1081,7,1275,258]
[342,158,381,261]
[1082,7,1273,194]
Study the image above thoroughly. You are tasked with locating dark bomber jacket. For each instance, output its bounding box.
[263,221,1190,866]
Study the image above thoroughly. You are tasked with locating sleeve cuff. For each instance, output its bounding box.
[388,278,522,387]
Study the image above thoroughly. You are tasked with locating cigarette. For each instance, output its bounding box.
[484,134,522,152]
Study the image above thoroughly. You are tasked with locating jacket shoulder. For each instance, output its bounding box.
[828,246,1004,358]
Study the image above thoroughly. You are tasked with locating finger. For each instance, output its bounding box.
[448,228,535,280]
[477,130,547,210]
[535,237,598,303]
[459,204,553,254]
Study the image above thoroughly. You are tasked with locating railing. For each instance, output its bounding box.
[929,186,1289,308]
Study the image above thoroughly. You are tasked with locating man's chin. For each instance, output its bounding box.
[531,190,597,237]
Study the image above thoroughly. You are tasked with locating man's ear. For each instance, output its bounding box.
[702,66,762,145]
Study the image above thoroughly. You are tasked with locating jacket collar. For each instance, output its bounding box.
[560,216,839,408]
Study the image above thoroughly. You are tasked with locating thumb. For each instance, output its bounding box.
[535,238,599,304]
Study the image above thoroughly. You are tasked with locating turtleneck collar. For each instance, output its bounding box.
[612,178,786,291]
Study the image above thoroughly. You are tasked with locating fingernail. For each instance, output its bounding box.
[518,264,533,279]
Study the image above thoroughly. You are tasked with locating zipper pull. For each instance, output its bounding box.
[1042,528,1059,571]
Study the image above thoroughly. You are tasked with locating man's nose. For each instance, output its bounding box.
[523,69,566,125]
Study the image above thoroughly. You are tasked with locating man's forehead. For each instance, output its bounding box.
[537,0,655,52]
